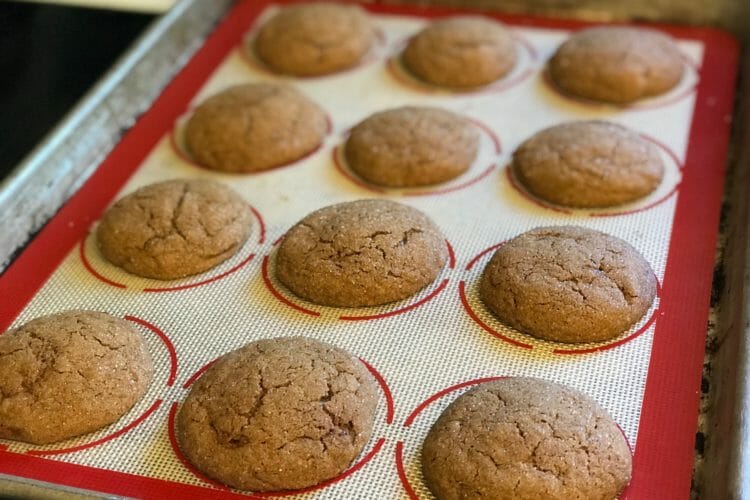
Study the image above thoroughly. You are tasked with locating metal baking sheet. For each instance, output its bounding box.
[0,3,736,498]
[0,0,232,273]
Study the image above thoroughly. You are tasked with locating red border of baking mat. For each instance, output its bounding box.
[0,0,739,498]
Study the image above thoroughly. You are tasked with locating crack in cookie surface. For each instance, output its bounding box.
[96,179,253,280]
[0,311,153,444]
[345,106,479,188]
[276,199,448,307]
[480,226,656,344]
[512,121,665,208]
[185,83,328,172]
[176,337,378,491]
[422,377,632,500]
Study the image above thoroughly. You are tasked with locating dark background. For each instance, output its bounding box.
[0,1,155,180]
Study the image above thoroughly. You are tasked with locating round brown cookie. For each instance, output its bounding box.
[0,311,153,445]
[97,179,252,280]
[345,106,479,187]
[176,337,378,491]
[512,121,665,208]
[276,199,448,307]
[480,226,656,344]
[185,83,328,173]
[422,377,632,500]
[254,3,376,77]
[402,16,516,88]
[344,106,479,188]
[549,26,684,104]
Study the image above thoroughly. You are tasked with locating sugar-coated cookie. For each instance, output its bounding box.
[512,121,664,208]
[185,83,327,173]
[276,199,447,307]
[345,106,479,187]
[402,16,516,88]
[254,3,376,77]
[97,179,252,280]
[480,226,656,344]
[0,311,153,444]
[176,337,378,491]
[549,26,684,104]
[422,377,632,500]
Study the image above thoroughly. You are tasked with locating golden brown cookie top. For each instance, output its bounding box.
[512,121,665,208]
[0,311,153,444]
[549,26,684,104]
[254,3,376,76]
[276,199,448,307]
[480,225,656,344]
[345,106,479,188]
[185,83,328,173]
[402,16,516,88]
[422,377,632,500]
[176,336,378,491]
[96,178,252,280]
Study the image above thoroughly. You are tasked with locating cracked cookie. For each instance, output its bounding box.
[0,310,153,445]
[275,199,448,307]
[344,106,479,188]
[96,178,252,280]
[185,83,328,172]
[512,121,665,208]
[480,226,656,344]
[422,377,632,500]
[549,26,684,104]
[176,337,378,491]
[402,16,516,88]
[254,3,376,77]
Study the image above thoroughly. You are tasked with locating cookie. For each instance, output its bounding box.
[512,121,665,208]
[97,178,252,280]
[480,226,656,344]
[276,199,448,307]
[0,311,153,445]
[254,3,376,77]
[176,337,378,491]
[185,83,328,173]
[549,26,684,104]
[344,106,479,188]
[422,377,632,500]
[402,16,516,88]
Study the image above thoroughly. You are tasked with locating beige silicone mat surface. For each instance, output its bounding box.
[0,2,720,499]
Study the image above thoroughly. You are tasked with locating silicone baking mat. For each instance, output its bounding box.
[0,1,739,498]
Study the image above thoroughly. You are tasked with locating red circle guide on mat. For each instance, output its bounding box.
[0,0,738,498]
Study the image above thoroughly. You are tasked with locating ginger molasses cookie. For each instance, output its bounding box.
[0,311,153,445]
[345,106,479,187]
[254,3,376,76]
[422,377,632,500]
[276,199,447,307]
[402,16,516,88]
[185,83,328,173]
[176,337,378,491]
[97,179,252,280]
[549,26,684,104]
[512,121,665,208]
[480,226,656,344]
